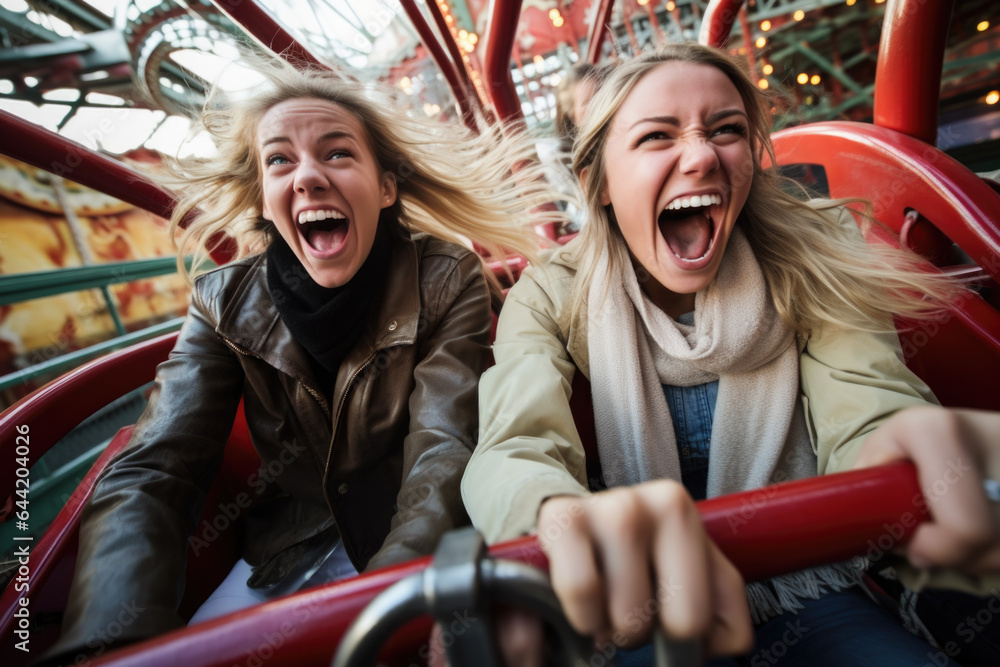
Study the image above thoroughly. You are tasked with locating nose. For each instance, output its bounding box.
[678,138,720,177]
[293,155,329,193]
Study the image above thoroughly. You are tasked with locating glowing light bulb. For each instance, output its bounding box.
[797,73,809,85]
[666,1,676,10]
[762,63,773,75]
[794,10,805,20]
[756,37,767,48]
[978,21,989,32]
[847,0,856,5]
[987,91,1000,105]
[758,79,769,89]
[810,74,821,85]
[761,20,771,31]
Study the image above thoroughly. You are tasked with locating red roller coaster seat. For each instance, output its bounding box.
[769,121,1000,410]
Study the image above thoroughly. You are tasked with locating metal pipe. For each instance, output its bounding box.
[873,0,953,144]
[207,0,331,71]
[585,0,616,64]
[424,0,482,111]
[398,0,478,131]
[698,0,744,48]
[483,0,524,122]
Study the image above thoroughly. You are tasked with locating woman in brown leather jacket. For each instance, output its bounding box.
[46,56,557,662]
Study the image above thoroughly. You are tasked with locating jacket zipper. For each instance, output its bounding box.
[322,351,377,568]
[221,335,331,418]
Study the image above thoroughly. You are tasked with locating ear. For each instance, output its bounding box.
[380,171,398,208]
[599,180,611,207]
[261,203,272,222]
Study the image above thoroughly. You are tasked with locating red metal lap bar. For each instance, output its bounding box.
[80,462,925,667]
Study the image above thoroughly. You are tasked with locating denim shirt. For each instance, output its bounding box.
[661,312,719,501]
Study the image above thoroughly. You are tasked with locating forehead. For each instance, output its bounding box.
[256,97,366,143]
[614,61,745,126]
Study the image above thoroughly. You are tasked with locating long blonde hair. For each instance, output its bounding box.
[568,43,962,335]
[165,54,557,287]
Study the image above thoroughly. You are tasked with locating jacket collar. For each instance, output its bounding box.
[216,231,422,392]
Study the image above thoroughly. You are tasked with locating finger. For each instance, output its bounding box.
[640,481,713,642]
[858,408,995,568]
[494,606,544,667]
[587,489,655,647]
[703,542,753,657]
[538,497,608,637]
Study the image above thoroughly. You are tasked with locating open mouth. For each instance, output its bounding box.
[297,209,349,253]
[657,193,722,263]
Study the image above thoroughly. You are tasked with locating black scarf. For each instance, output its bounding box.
[266,221,394,389]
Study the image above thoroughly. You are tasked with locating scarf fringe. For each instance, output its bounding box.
[746,561,867,624]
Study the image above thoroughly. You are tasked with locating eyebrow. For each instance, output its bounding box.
[260,130,354,149]
[629,108,748,130]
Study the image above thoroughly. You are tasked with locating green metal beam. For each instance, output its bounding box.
[45,0,112,32]
[0,256,192,306]
[0,316,184,392]
[793,41,866,95]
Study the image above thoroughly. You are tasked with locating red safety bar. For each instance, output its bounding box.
[8,462,920,667]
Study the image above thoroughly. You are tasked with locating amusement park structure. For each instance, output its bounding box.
[0,0,998,665]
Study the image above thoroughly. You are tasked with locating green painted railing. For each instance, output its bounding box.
[0,316,185,392]
[0,256,191,306]
[0,255,195,392]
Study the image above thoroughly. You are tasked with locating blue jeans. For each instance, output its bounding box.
[614,587,957,667]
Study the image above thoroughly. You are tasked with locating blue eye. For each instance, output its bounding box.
[328,149,351,160]
[265,154,289,166]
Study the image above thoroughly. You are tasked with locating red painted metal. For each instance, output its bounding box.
[873,0,953,144]
[399,0,478,131]
[483,0,524,122]
[585,0,616,64]
[768,121,1000,409]
[699,0,744,48]
[0,392,927,666]
[0,333,178,522]
[207,0,329,70]
[423,0,482,112]
[0,109,178,223]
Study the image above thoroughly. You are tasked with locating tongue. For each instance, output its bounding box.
[305,221,348,253]
[662,212,712,260]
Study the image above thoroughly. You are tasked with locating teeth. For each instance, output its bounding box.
[297,209,346,224]
[665,193,722,211]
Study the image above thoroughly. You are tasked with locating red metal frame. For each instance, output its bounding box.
[0,333,179,522]
[398,0,479,131]
[873,0,952,144]
[699,0,744,48]
[422,0,482,112]
[483,0,524,123]
[585,0,616,64]
[207,0,330,70]
[0,109,179,224]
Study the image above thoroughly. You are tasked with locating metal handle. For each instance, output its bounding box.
[331,527,701,667]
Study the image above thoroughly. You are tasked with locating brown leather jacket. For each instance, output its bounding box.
[53,231,490,658]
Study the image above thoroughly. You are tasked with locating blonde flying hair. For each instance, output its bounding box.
[166,54,558,290]
[569,43,962,335]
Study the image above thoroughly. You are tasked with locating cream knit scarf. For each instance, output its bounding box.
[587,227,863,622]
